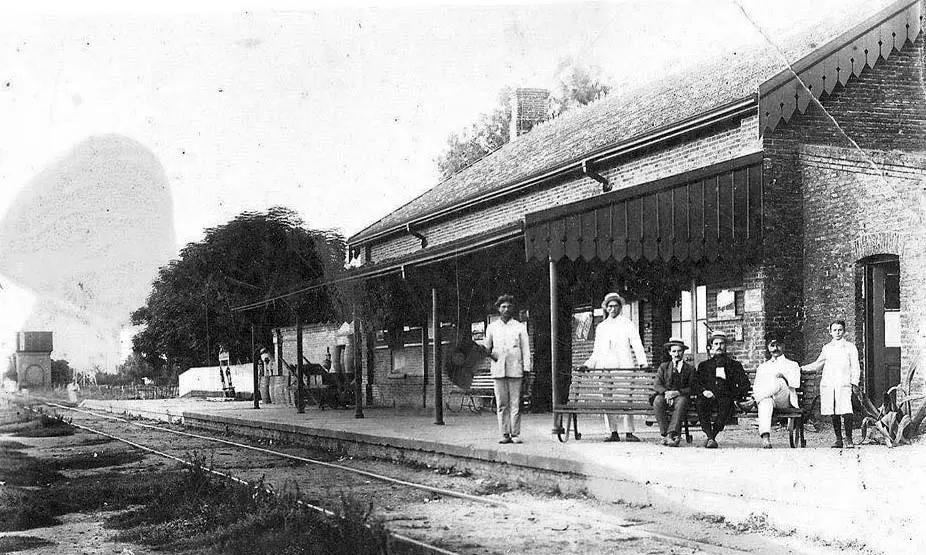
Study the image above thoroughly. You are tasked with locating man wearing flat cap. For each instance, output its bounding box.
[752,336,802,448]
[652,338,695,447]
[691,331,750,448]
[483,294,532,444]
[579,292,648,442]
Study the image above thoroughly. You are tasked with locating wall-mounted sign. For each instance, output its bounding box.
[716,289,736,320]
[744,288,763,312]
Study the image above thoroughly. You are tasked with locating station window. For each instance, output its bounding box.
[672,286,708,353]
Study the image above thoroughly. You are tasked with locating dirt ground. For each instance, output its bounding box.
[0,402,885,555]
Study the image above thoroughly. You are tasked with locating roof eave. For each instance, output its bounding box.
[349,94,758,248]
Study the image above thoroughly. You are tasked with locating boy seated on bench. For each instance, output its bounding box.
[652,338,695,447]
[751,335,801,449]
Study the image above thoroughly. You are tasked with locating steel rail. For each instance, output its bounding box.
[49,402,509,509]
[34,406,461,555]
[50,402,753,555]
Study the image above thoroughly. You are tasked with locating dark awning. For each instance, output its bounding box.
[524,153,763,263]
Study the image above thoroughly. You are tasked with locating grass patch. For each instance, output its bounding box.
[0,412,75,437]
[0,442,167,532]
[110,455,390,554]
[0,442,390,553]
[0,535,55,553]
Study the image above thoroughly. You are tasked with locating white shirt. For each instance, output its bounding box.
[483,318,532,378]
[754,355,801,407]
[583,316,647,368]
[805,339,861,387]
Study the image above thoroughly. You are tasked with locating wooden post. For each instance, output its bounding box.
[354,307,364,419]
[421,325,429,408]
[251,323,260,409]
[550,257,561,434]
[276,329,283,376]
[296,317,305,414]
[433,287,444,425]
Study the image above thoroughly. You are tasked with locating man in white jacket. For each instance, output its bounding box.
[802,320,860,448]
[483,294,532,444]
[579,292,648,442]
[752,336,801,448]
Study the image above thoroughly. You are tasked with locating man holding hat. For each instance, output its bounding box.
[652,337,695,447]
[691,331,750,448]
[579,292,648,442]
[752,336,802,448]
[483,294,532,444]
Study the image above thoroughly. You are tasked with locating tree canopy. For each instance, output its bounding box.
[131,207,347,373]
[435,59,611,180]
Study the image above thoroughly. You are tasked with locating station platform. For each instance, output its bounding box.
[77,397,925,555]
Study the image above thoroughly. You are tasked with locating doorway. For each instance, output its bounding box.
[863,256,901,404]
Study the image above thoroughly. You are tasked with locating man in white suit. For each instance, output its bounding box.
[579,292,648,442]
[483,294,532,444]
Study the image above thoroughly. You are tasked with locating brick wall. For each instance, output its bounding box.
[368,115,761,263]
[275,323,340,374]
[799,145,926,401]
[763,34,926,406]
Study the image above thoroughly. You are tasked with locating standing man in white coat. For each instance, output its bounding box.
[483,294,532,444]
[579,292,648,442]
[802,320,860,448]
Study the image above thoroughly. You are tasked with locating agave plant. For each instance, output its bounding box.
[856,349,926,447]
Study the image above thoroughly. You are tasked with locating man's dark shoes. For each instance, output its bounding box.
[843,436,855,449]
[830,439,844,448]
[499,435,513,444]
[702,438,712,448]
[604,432,621,443]
[625,433,642,442]
[706,438,719,449]
[668,434,680,447]
[661,435,669,446]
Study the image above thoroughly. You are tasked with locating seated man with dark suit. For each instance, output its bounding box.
[652,337,695,447]
[692,331,750,449]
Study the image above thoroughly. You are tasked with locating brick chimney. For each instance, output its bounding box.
[509,88,550,139]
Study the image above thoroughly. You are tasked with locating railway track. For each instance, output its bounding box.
[34,401,806,555]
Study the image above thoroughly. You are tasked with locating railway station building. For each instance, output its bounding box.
[321,0,926,415]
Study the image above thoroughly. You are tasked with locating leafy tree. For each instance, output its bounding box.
[131,207,347,372]
[50,359,72,386]
[116,352,155,382]
[435,87,512,181]
[547,57,611,118]
[435,58,612,180]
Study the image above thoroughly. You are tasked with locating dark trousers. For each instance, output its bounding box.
[653,394,690,437]
[695,395,735,439]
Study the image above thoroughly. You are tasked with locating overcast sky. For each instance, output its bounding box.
[0,0,864,251]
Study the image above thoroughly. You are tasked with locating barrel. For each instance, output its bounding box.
[269,375,288,405]
[259,375,271,403]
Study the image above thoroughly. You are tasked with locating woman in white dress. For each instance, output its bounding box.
[802,320,860,448]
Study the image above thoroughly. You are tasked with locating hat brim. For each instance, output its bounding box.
[663,341,689,350]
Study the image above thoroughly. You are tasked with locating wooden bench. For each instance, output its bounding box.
[459,372,536,412]
[736,370,818,448]
[557,366,816,448]
[554,367,661,442]
[460,372,496,411]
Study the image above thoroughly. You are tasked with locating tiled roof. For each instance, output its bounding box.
[349,0,898,245]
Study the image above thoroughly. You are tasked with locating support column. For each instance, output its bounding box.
[296,317,305,414]
[421,325,429,408]
[354,307,364,419]
[251,323,259,409]
[550,257,562,434]
[433,287,444,425]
